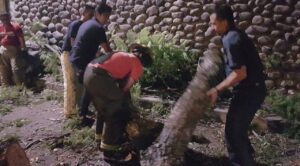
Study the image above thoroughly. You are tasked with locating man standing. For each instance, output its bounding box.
[60,4,95,118]
[207,5,266,166]
[0,13,26,86]
[70,3,112,125]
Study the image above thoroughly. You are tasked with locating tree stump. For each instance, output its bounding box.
[0,141,31,166]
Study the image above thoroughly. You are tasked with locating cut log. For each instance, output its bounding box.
[144,48,223,166]
[3,142,31,166]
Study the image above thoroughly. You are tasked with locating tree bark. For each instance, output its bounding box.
[145,48,223,166]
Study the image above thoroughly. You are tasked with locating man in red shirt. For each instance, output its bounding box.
[0,13,26,86]
[84,44,152,165]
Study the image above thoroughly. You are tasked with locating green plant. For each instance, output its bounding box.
[41,89,63,102]
[264,54,281,69]
[0,105,12,116]
[150,103,170,117]
[264,91,300,139]
[111,29,198,89]
[63,117,95,149]
[0,86,31,105]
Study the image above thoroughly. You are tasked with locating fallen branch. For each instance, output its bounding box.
[25,133,70,150]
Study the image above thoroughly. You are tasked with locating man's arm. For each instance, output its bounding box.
[207,66,247,104]
[100,42,112,53]
[122,77,135,92]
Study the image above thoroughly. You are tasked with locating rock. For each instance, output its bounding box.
[171,12,184,18]
[285,33,296,43]
[61,19,71,27]
[273,14,284,22]
[273,5,290,14]
[257,36,272,45]
[252,15,264,24]
[286,17,295,24]
[159,11,171,17]
[253,25,269,33]
[108,23,118,31]
[255,0,268,6]
[52,31,64,41]
[265,80,275,89]
[201,12,210,21]
[261,46,272,54]
[120,11,130,18]
[163,18,173,24]
[22,6,30,13]
[273,39,287,52]
[146,6,158,16]
[134,5,146,14]
[271,30,282,37]
[48,23,56,32]
[205,27,215,37]
[239,12,252,20]
[173,0,184,7]
[59,11,70,19]
[135,14,147,24]
[232,3,248,10]
[173,18,182,25]
[55,23,64,32]
[187,2,201,8]
[145,16,158,26]
[116,17,125,24]
[169,6,180,12]
[183,16,193,23]
[276,23,293,31]
[184,25,194,32]
[203,4,216,12]
[190,8,201,15]
[293,27,300,37]
[292,10,300,17]
[238,21,250,29]
[41,16,51,25]
[119,24,131,32]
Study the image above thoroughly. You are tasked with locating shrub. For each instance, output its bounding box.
[264,91,300,139]
[111,29,198,89]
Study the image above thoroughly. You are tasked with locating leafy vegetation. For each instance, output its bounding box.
[0,86,31,105]
[264,91,300,140]
[62,117,95,149]
[111,29,198,89]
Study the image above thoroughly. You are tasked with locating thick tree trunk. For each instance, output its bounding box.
[0,141,31,166]
[145,48,223,166]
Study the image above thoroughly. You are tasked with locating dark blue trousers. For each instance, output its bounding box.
[225,88,266,166]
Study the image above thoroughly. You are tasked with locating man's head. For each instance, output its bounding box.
[129,43,153,68]
[95,3,112,25]
[210,4,235,35]
[0,13,11,24]
[80,4,95,21]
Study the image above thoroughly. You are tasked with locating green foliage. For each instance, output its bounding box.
[0,105,12,116]
[264,54,281,69]
[40,89,63,102]
[40,51,62,81]
[111,29,198,89]
[0,86,31,105]
[150,103,170,117]
[63,117,95,149]
[264,91,300,139]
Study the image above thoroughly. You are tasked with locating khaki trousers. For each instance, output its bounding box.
[0,46,25,86]
[60,51,77,118]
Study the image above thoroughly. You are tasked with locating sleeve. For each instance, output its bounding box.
[97,27,108,44]
[224,32,245,70]
[130,57,143,81]
[69,22,77,38]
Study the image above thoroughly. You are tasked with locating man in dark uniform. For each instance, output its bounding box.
[207,5,267,166]
[60,4,95,118]
[69,3,112,128]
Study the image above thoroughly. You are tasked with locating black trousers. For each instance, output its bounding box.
[225,87,266,166]
[84,66,130,149]
[72,64,91,117]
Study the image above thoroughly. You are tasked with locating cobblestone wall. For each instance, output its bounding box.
[12,0,300,91]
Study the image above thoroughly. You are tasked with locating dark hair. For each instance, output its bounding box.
[214,4,234,25]
[129,43,153,68]
[95,3,112,14]
[83,4,95,12]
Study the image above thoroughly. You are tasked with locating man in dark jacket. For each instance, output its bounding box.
[207,4,267,166]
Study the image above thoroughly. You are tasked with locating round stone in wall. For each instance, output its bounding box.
[134,5,146,15]
[273,39,287,52]
[273,5,290,14]
[146,6,159,16]
[135,14,147,24]
[252,15,264,25]
[145,16,158,26]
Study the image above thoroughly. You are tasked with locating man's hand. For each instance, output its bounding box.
[206,87,219,105]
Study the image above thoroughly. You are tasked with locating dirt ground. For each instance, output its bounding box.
[1,88,300,166]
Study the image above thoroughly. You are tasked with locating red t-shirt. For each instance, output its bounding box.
[0,22,23,46]
[93,52,143,81]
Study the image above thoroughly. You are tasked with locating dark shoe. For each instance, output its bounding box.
[80,117,95,128]
[103,150,140,165]
[79,110,95,117]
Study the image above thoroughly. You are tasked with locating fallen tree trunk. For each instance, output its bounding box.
[145,47,223,166]
[0,140,31,166]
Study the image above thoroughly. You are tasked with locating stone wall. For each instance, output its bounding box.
[12,0,300,91]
